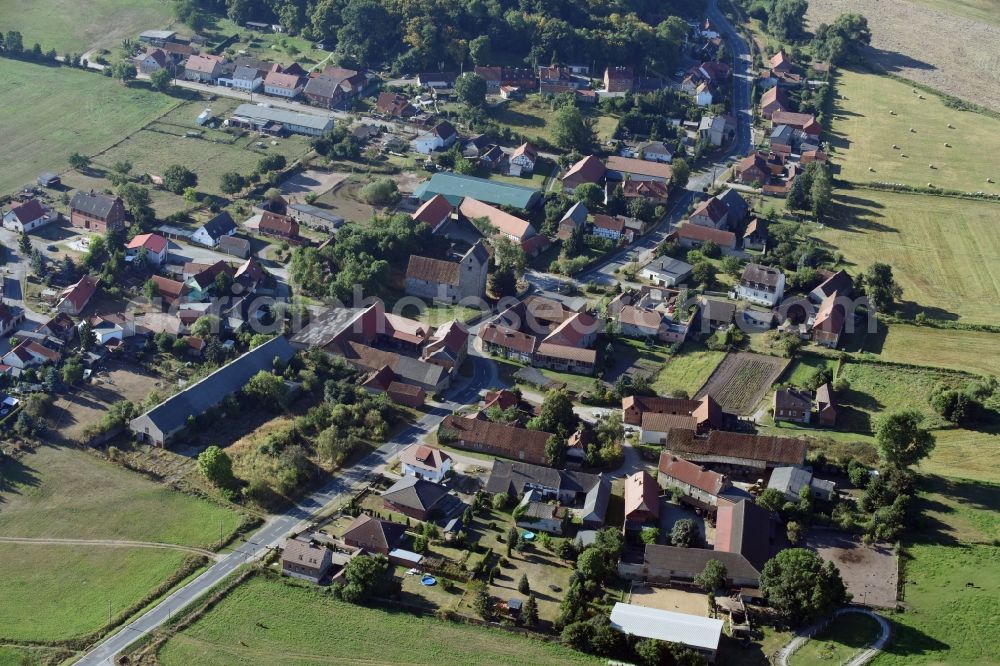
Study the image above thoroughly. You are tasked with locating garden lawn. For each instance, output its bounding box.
[829,69,1000,193]
[489,95,617,147]
[156,575,602,666]
[791,613,882,666]
[0,543,190,642]
[815,190,1000,325]
[0,0,175,53]
[874,324,1000,376]
[653,347,726,396]
[0,59,178,195]
[781,352,839,387]
[0,445,243,547]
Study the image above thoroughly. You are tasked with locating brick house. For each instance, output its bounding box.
[604,66,634,93]
[282,539,332,583]
[69,191,125,233]
[438,415,552,465]
[773,388,812,423]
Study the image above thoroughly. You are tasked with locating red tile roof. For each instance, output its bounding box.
[561,155,606,185]
[439,415,552,464]
[412,194,453,227]
[658,453,726,495]
[406,255,460,286]
[624,470,659,520]
[677,223,736,247]
[127,232,168,254]
[605,156,672,181]
[59,275,99,312]
[8,199,45,224]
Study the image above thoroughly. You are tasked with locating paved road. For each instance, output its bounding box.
[73,355,499,666]
[775,607,892,666]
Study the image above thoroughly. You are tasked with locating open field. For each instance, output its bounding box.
[920,426,1000,483]
[815,190,1000,325]
[696,352,788,414]
[828,70,1000,192]
[156,575,602,666]
[807,0,1000,110]
[0,60,178,195]
[653,346,726,397]
[908,0,1000,24]
[870,324,1000,376]
[0,543,190,642]
[0,445,243,546]
[790,613,883,666]
[0,0,175,53]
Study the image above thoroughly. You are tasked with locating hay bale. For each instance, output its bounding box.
[892,144,899,149]
[927,183,934,187]
[910,128,916,132]
[944,142,951,147]
[869,167,875,172]
[948,123,955,129]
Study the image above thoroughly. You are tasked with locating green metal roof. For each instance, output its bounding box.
[413,172,541,209]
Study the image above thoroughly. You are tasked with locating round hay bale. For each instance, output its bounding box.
[944,142,951,147]
[988,178,994,183]
[929,164,934,168]
[910,128,916,132]
[869,167,875,172]
[892,144,899,149]
[928,183,934,187]
[948,123,955,129]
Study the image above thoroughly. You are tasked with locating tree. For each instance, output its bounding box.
[190,315,220,338]
[518,573,530,594]
[786,520,804,544]
[574,182,603,208]
[43,366,63,393]
[552,104,594,153]
[767,0,809,40]
[671,158,690,189]
[341,553,388,602]
[243,370,287,407]
[810,165,832,220]
[219,171,245,195]
[197,445,234,487]
[529,389,579,437]
[695,559,728,592]
[183,187,199,205]
[111,60,137,84]
[561,621,590,651]
[455,72,487,107]
[627,196,652,222]
[875,410,936,468]
[359,178,400,205]
[670,518,698,547]
[256,154,287,175]
[544,434,568,467]
[471,581,493,620]
[149,67,173,91]
[691,260,716,286]
[931,388,976,425]
[635,639,669,666]
[18,231,30,254]
[721,255,743,277]
[78,321,94,352]
[760,548,848,624]
[469,35,491,65]
[163,164,197,194]
[522,594,539,627]
[576,546,610,581]
[860,262,902,312]
[757,487,786,513]
[61,359,85,386]
[562,222,586,258]
[640,526,659,545]
[492,235,526,276]
[557,539,578,562]
[4,30,24,53]
[69,152,89,171]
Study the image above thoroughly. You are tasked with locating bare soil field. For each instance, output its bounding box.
[807,530,898,608]
[696,352,789,415]
[278,169,349,202]
[48,360,162,443]
[807,0,1000,111]
[629,585,710,616]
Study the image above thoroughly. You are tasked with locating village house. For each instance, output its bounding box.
[126,233,168,266]
[263,69,303,98]
[660,429,807,472]
[138,29,177,46]
[760,86,789,119]
[221,64,265,92]
[404,241,489,303]
[457,197,547,255]
[604,66,634,93]
[288,203,344,231]
[742,218,768,251]
[130,336,295,446]
[191,211,237,247]
[438,415,552,466]
[733,152,770,186]
[412,120,459,154]
[474,66,536,91]
[605,156,672,184]
[485,461,610,528]
[768,466,836,502]
[622,178,670,205]
[676,223,737,251]
[217,234,251,259]
[516,499,566,535]
[590,214,629,242]
[0,303,25,337]
[811,292,847,348]
[690,196,730,230]
[2,340,61,370]
[420,320,469,376]
[774,387,813,423]
[282,538,332,583]
[640,256,693,287]
[257,211,300,240]
[375,91,417,118]
[149,275,189,307]
[399,444,453,483]
[303,67,367,108]
[557,201,589,239]
[70,191,125,233]
[508,142,538,176]
[622,140,674,164]
[624,470,659,529]
[658,453,731,511]
[770,110,821,137]
[342,514,407,555]
[815,382,838,426]
[560,155,607,193]
[381,476,452,521]
[133,48,170,74]
[3,199,54,232]
[809,269,853,304]
[34,313,75,341]
[735,263,785,306]
[56,275,99,315]
[538,65,586,93]
[183,54,223,82]
[619,542,763,592]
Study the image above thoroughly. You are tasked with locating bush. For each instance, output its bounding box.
[359,178,400,205]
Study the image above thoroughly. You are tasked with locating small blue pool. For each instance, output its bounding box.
[421,575,437,586]
[522,531,536,541]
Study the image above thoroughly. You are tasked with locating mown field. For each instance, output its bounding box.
[0,59,178,195]
[156,575,602,666]
[829,70,1000,192]
[790,613,882,666]
[0,0,175,53]
[873,324,1000,376]
[0,544,191,642]
[653,346,726,397]
[908,0,1000,24]
[0,446,242,642]
[815,190,1000,326]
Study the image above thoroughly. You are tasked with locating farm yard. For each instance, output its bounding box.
[0,445,243,642]
[806,532,898,609]
[806,0,1000,111]
[827,70,1000,192]
[696,352,789,415]
[0,0,175,53]
[154,575,602,666]
[815,190,1000,326]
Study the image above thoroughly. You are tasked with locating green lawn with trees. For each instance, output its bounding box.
[790,613,882,666]
[156,575,602,666]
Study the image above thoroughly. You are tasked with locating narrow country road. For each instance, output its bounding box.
[775,607,892,666]
[0,536,221,561]
[73,356,500,666]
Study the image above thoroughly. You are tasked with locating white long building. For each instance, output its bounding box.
[229,103,333,136]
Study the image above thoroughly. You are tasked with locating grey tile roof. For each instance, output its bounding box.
[131,336,294,437]
[199,211,237,240]
[382,476,449,512]
[70,191,118,219]
[486,461,562,495]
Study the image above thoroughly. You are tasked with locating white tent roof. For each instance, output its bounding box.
[610,602,724,651]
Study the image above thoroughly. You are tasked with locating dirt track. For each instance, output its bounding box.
[807,0,1000,111]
